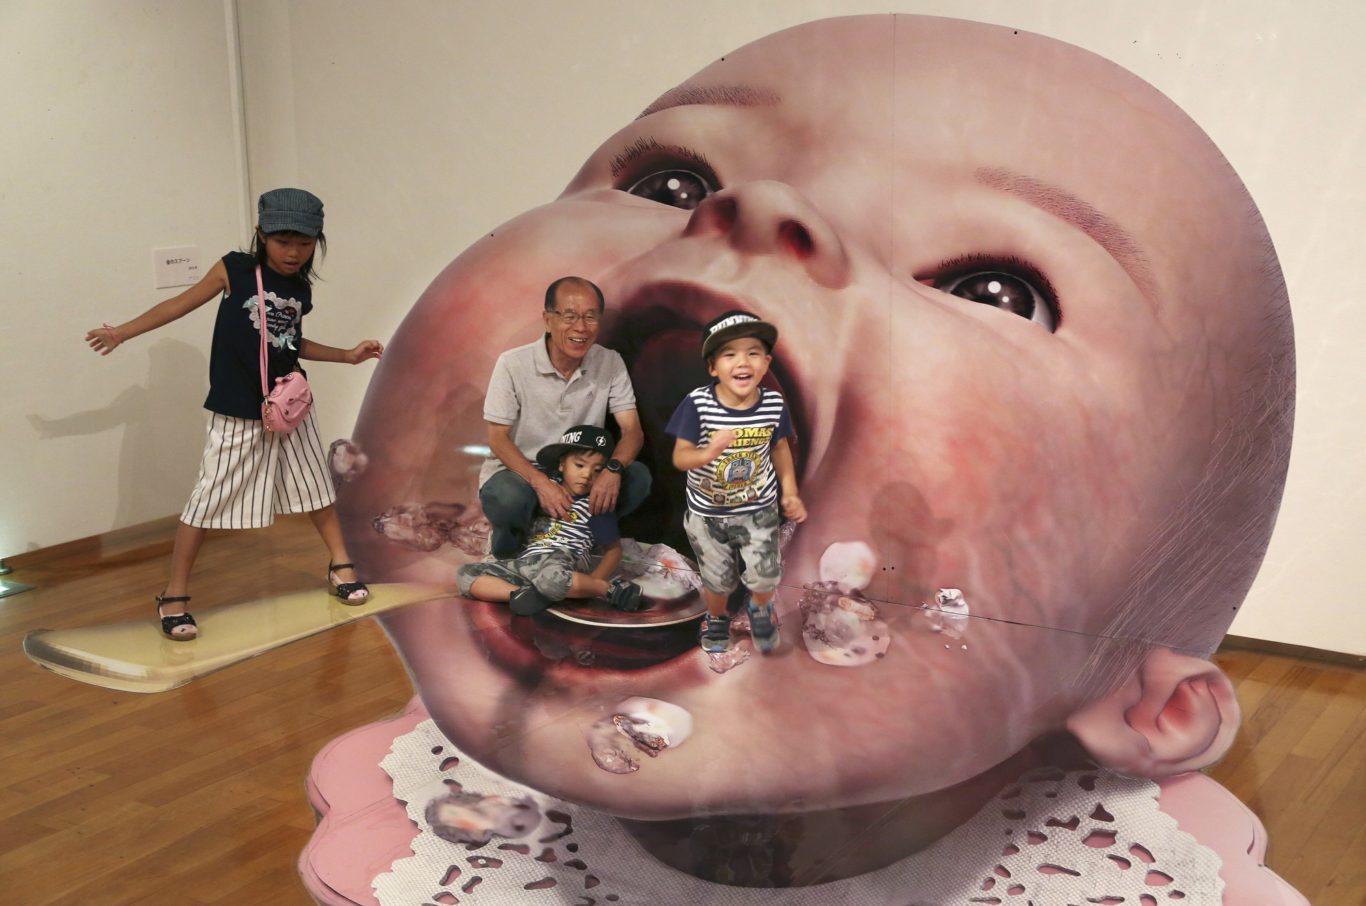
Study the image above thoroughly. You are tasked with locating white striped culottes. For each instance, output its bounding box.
[180,410,336,529]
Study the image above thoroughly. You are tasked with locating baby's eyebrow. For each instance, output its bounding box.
[636,84,781,120]
[976,167,1155,298]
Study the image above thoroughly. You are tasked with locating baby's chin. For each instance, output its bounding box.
[384,574,1094,821]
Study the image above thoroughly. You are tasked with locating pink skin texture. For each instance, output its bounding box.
[335,15,1293,875]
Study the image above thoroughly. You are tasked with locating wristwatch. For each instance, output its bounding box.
[606,458,624,474]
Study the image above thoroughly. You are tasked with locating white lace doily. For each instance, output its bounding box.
[374,720,1223,905]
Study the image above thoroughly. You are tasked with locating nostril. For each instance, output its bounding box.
[778,220,814,259]
[711,197,738,231]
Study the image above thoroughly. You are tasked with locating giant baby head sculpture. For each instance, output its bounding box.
[340,13,1293,841]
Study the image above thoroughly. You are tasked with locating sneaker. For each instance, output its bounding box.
[509,585,553,616]
[699,613,733,653]
[605,577,644,612]
[746,598,780,653]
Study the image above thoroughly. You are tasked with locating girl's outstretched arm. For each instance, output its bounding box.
[85,260,229,355]
[298,338,384,365]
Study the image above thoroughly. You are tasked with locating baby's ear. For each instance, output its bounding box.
[1066,647,1240,778]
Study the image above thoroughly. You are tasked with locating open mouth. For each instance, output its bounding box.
[464,280,813,682]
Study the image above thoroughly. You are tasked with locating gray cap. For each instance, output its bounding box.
[258,188,325,237]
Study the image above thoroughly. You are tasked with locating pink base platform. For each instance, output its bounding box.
[300,702,1307,906]
[300,698,426,906]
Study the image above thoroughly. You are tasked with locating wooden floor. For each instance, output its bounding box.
[1,517,1362,905]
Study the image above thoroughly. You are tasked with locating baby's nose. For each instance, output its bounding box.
[684,180,851,289]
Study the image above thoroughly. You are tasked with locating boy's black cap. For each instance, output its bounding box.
[535,424,613,471]
[701,310,778,360]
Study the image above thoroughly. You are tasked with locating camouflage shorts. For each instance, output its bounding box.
[683,504,782,595]
[457,549,577,601]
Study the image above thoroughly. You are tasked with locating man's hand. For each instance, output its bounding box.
[589,468,621,514]
[531,471,574,519]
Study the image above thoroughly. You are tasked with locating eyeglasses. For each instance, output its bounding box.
[550,310,601,326]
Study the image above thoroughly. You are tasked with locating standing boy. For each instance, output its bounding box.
[458,425,644,616]
[667,311,807,654]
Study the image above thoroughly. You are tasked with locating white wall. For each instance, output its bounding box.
[1,0,247,551]
[6,1,1361,654]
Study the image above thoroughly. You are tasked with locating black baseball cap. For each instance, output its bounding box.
[701,310,778,360]
[535,424,613,470]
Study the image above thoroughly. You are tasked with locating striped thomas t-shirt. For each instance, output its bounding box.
[665,384,793,517]
[520,474,620,561]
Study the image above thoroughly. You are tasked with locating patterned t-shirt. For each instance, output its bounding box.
[521,477,620,560]
[204,251,312,419]
[665,384,793,517]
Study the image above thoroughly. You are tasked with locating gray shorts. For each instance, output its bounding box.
[683,504,782,595]
[457,549,577,601]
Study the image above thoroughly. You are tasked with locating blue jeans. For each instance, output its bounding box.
[479,462,653,558]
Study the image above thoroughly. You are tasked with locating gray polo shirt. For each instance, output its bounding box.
[480,338,638,487]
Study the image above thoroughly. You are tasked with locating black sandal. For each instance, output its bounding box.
[328,562,370,604]
[155,593,198,641]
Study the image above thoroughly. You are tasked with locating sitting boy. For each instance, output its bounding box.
[456,425,643,615]
[667,310,807,653]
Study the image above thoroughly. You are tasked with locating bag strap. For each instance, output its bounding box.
[256,265,271,398]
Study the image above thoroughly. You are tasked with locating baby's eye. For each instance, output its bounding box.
[625,170,714,210]
[612,138,720,211]
[929,258,1059,332]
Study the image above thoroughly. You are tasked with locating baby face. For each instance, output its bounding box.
[347,16,1278,817]
[559,450,605,497]
[708,336,772,405]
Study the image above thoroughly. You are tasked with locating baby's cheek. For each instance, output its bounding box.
[752,600,1091,797]
[389,196,682,349]
[941,403,1137,631]
[341,201,680,575]
[794,343,1121,635]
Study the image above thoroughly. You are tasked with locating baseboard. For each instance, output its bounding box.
[5,515,183,573]
[1219,634,1365,667]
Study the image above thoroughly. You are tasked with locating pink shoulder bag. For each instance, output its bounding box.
[256,266,313,433]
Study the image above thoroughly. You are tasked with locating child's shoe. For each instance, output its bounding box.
[699,613,732,653]
[605,577,645,612]
[328,562,370,605]
[509,585,553,616]
[155,593,197,641]
[746,598,780,654]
